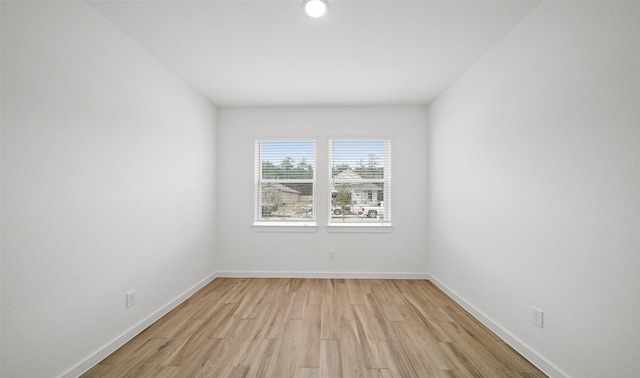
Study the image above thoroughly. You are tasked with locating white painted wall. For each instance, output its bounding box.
[217,107,428,277]
[427,2,640,377]
[1,2,217,376]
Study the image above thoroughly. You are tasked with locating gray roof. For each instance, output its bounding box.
[262,183,300,194]
[332,169,382,191]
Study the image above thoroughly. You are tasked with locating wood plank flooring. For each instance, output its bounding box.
[82,278,547,377]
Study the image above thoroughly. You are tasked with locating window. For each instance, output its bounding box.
[329,139,391,224]
[255,139,315,224]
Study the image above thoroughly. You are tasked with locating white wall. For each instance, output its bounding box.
[427,2,640,377]
[217,107,428,277]
[1,2,217,376]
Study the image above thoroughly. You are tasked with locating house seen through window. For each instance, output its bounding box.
[329,139,391,223]
[254,139,315,222]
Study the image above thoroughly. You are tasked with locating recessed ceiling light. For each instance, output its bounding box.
[303,0,328,18]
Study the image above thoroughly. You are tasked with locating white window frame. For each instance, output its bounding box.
[327,138,393,232]
[253,139,318,232]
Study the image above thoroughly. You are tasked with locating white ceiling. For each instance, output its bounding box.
[89,0,540,107]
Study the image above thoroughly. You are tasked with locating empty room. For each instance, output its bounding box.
[1,0,638,377]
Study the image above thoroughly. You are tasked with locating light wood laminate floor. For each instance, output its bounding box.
[83,278,547,377]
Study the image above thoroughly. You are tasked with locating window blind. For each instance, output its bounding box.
[329,139,391,223]
[255,139,316,222]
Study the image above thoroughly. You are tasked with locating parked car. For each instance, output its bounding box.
[331,205,355,215]
[359,202,384,218]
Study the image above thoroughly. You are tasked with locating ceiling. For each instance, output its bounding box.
[89,0,540,107]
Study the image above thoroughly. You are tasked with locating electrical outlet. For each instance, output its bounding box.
[531,306,543,328]
[126,290,136,308]
[329,251,336,260]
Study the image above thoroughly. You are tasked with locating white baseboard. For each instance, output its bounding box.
[61,272,218,378]
[426,274,567,378]
[216,271,429,279]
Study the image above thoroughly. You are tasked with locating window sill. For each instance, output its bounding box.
[325,223,394,233]
[252,222,319,233]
